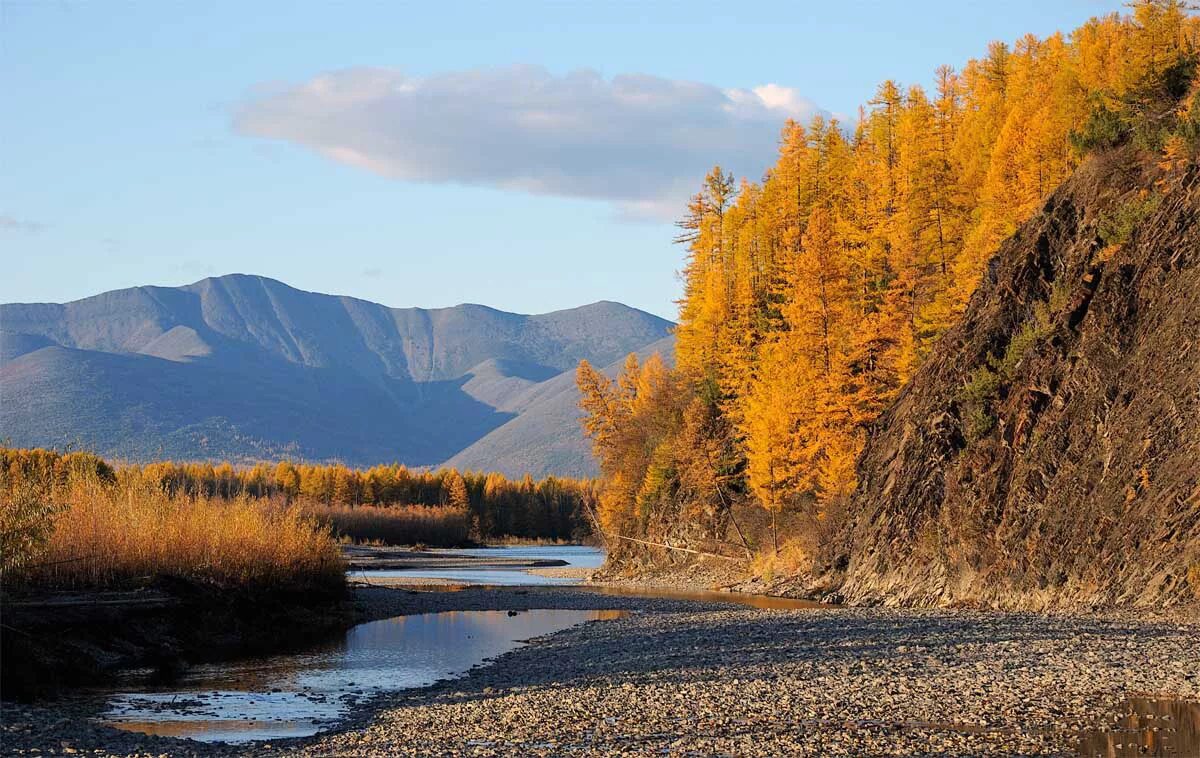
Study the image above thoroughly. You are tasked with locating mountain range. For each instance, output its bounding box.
[0,274,674,477]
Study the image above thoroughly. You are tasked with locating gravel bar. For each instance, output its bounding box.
[3,584,1198,756]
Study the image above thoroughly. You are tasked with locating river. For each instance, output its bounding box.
[98,545,612,742]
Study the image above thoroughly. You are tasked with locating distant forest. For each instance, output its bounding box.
[0,448,597,544]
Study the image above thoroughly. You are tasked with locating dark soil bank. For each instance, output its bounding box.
[1,578,349,700]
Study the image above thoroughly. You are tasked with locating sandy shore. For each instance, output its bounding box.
[526,566,594,581]
[4,582,1200,757]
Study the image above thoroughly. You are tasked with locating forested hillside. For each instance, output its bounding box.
[579,1,1200,605]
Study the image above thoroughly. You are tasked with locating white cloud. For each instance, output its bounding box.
[0,215,46,233]
[234,66,827,221]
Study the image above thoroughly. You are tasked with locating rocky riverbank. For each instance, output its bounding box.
[4,582,1200,757]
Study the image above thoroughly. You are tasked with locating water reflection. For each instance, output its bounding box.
[352,545,605,586]
[99,609,625,743]
[446,545,607,569]
[354,545,831,609]
[357,567,577,585]
[1077,696,1200,757]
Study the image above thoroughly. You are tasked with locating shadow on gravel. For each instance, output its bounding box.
[422,608,1182,695]
[376,601,1195,753]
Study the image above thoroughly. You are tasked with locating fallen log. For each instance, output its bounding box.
[601,532,748,563]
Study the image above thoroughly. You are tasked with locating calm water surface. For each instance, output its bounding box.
[353,545,604,586]
[98,608,624,743]
[448,545,606,569]
[99,544,1190,751]
[355,545,826,610]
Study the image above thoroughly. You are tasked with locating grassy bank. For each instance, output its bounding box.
[1,449,344,594]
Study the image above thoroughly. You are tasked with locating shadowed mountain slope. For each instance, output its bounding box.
[446,336,676,478]
[1,275,672,474]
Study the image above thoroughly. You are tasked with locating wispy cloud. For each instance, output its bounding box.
[234,65,827,221]
[0,215,46,234]
[170,259,217,275]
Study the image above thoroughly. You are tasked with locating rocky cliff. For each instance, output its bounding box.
[836,149,1200,609]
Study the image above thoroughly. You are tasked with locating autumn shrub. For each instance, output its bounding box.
[959,366,1003,442]
[112,457,590,542]
[958,289,1065,444]
[1099,192,1162,247]
[301,502,472,547]
[1,448,115,493]
[2,466,344,592]
[751,539,812,583]
[1172,83,1200,145]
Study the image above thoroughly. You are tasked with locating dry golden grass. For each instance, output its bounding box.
[4,470,344,591]
[301,501,471,547]
[751,539,813,584]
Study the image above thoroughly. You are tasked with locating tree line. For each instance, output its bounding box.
[578,1,1200,562]
[0,448,597,543]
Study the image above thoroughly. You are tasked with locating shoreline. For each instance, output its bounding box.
[5,581,1200,756]
[0,579,350,702]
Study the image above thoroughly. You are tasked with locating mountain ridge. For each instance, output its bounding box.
[1,274,674,476]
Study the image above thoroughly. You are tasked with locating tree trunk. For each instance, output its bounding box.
[771,507,779,555]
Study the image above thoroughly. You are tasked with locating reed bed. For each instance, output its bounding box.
[2,468,344,592]
[301,502,472,547]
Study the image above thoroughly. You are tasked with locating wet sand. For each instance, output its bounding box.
[526,566,594,581]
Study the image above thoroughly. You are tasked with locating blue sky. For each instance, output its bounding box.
[3,0,1124,319]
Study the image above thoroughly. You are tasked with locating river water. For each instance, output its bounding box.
[350,544,604,586]
[98,546,616,743]
[351,545,825,610]
[99,608,624,743]
[1075,696,1200,757]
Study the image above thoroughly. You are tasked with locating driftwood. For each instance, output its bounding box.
[601,532,747,563]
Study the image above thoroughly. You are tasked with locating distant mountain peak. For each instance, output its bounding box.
[1,276,674,477]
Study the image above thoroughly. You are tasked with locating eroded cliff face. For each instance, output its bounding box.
[837,150,1200,609]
